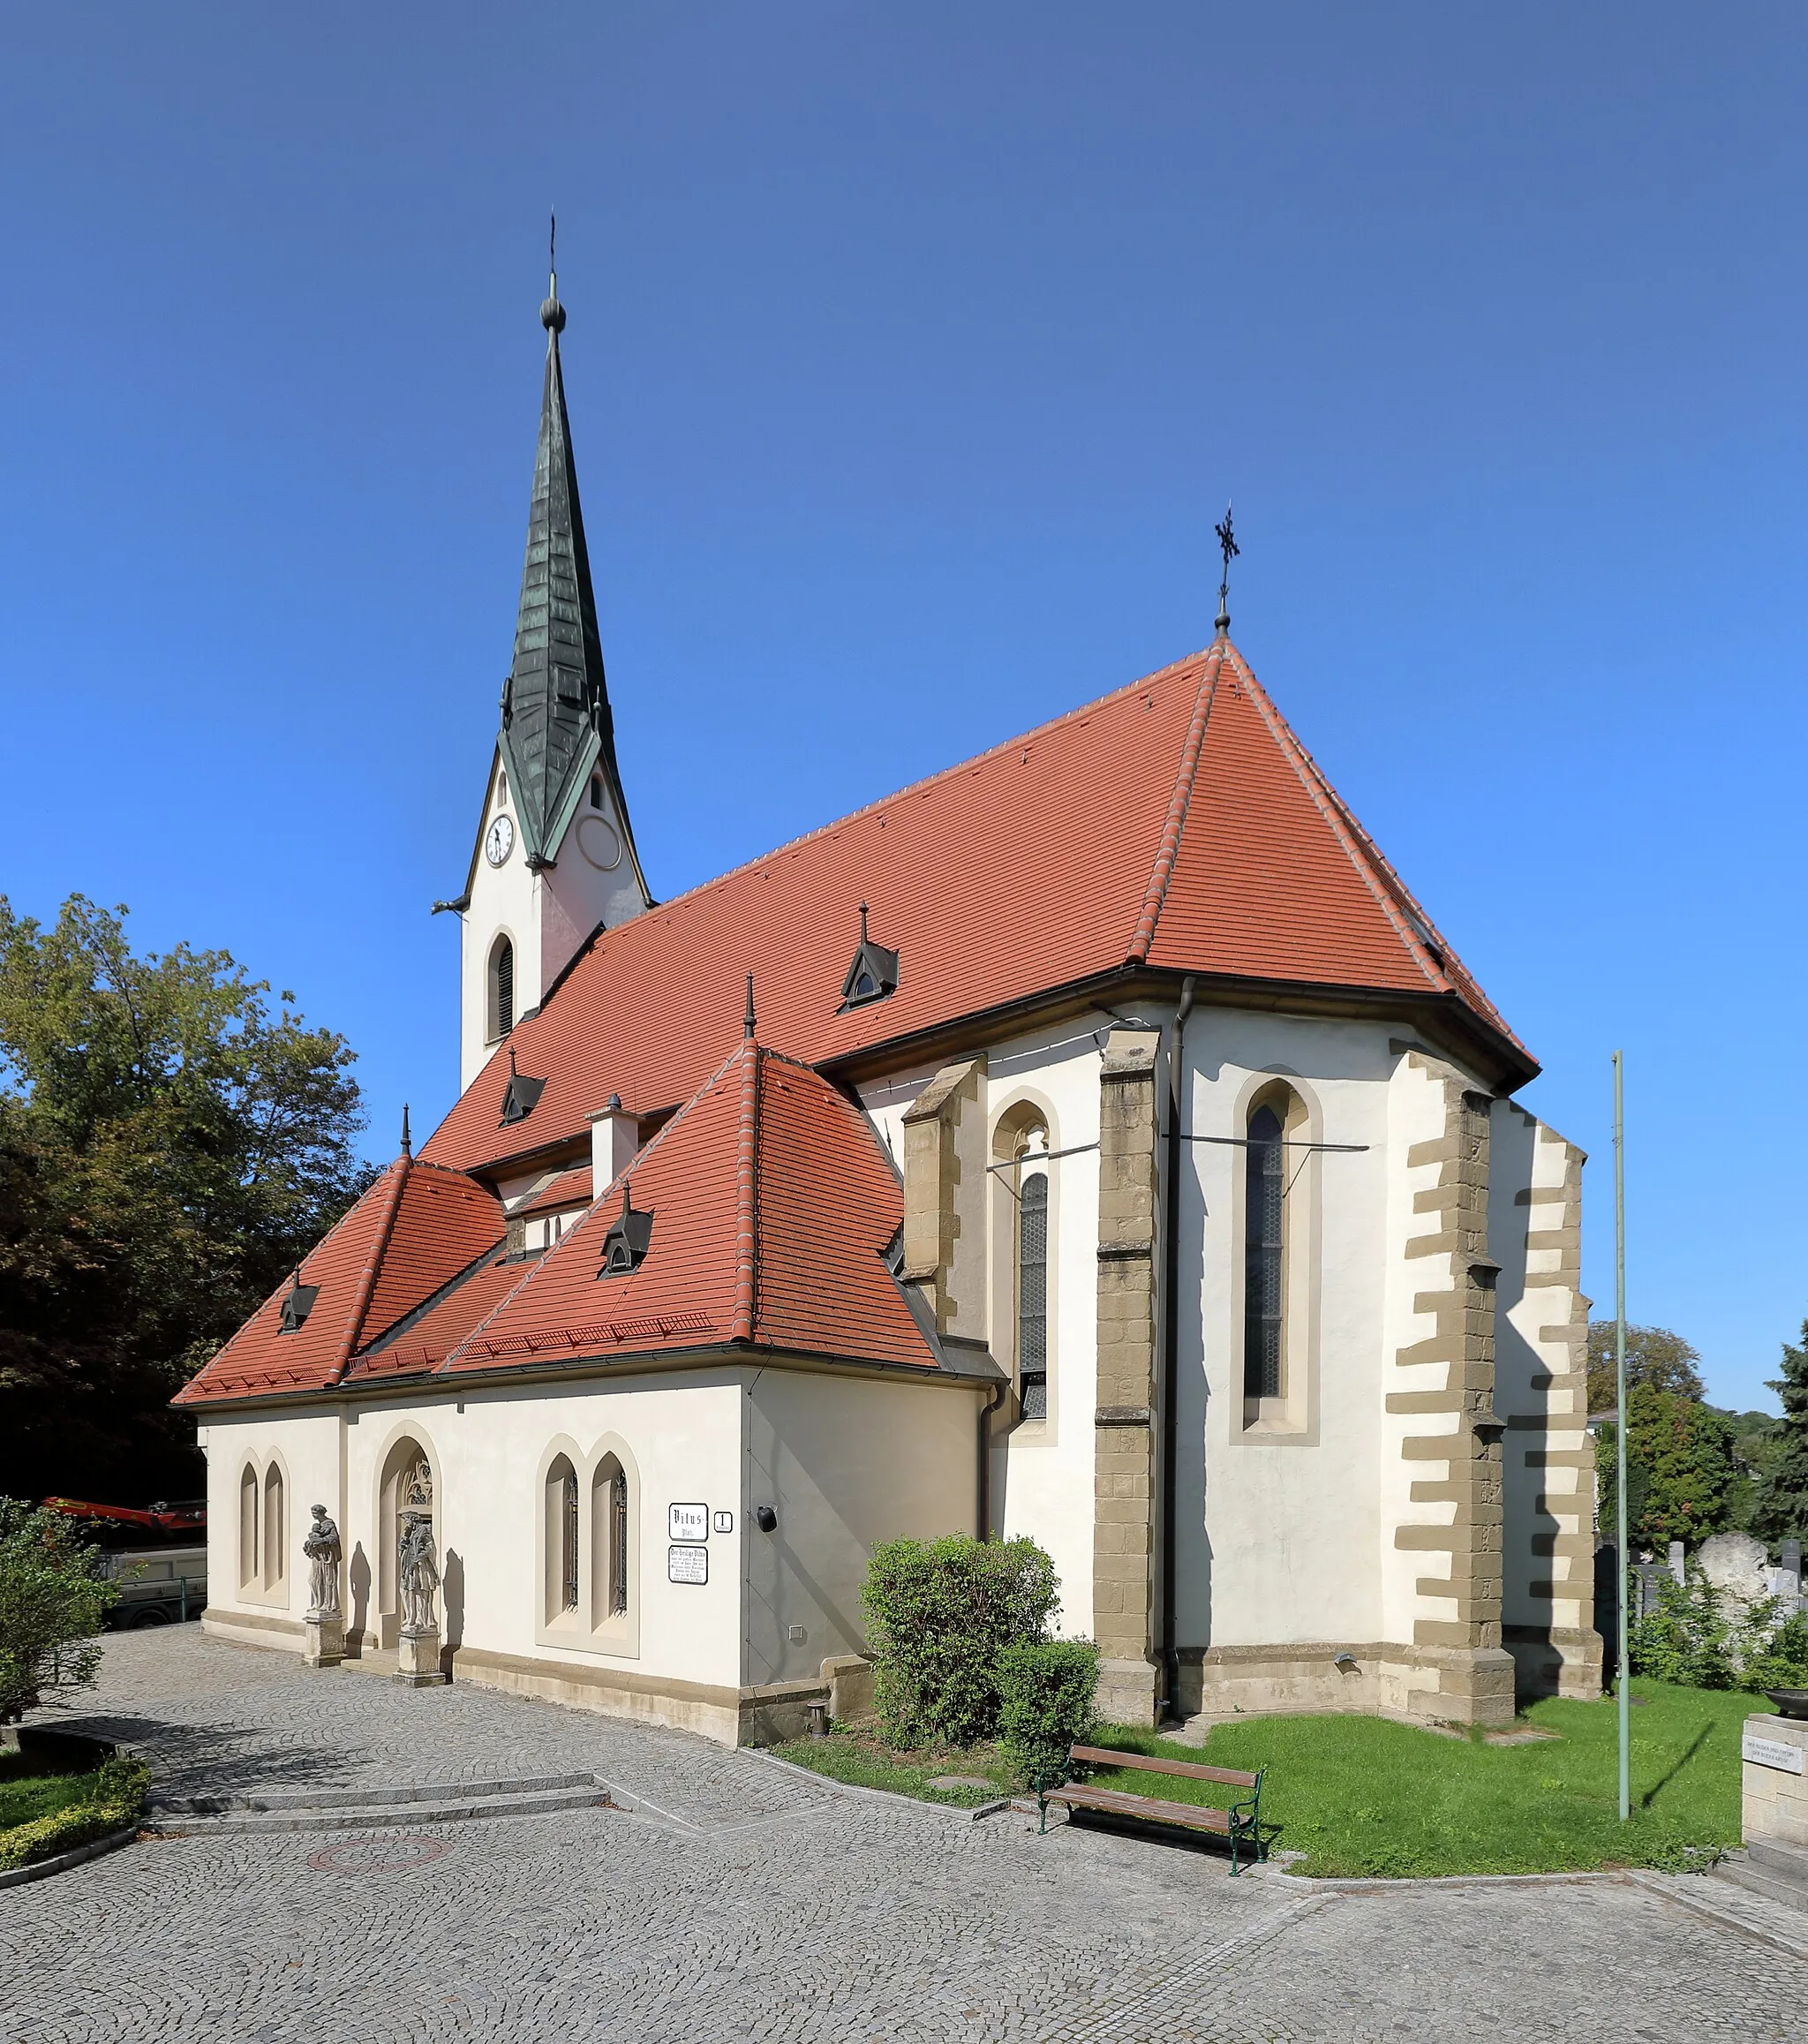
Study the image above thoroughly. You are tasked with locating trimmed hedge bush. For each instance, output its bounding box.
[0,1754,148,1872]
[860,1535,1058,1747]
[998,1639,1099,1784]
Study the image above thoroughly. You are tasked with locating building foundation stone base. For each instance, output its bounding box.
[1095,1656,1160,1729]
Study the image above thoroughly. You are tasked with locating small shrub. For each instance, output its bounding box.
[860,1535,1058,1747]
[998,1639,1099,1784]
[1746,1612,1808,1693]
[1628,1569,1736,1688]
[0,1753,147,1871]
[0,1499,118,1723]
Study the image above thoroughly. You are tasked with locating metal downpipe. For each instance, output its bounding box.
[1159,976,1196,1719]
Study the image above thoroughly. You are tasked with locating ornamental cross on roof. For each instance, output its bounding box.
[1215,502,1239,637]
[499,245,642,872]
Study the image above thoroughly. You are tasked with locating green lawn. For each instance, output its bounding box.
[1094,1680,1755,1877]
[0,1746,106,1832]
[774,1681,1761,1877]
[771,1730,1015,1807]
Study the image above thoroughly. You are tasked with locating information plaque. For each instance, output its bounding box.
[667,1543,708,1586]
[668,1502,709,1542]
[1742,1731,1805,1774]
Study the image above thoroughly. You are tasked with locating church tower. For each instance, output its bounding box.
[448,268,652,1090]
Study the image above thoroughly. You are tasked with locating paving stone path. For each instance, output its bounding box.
[4,1627,1806,2041]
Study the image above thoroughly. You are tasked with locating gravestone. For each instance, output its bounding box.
[1699,1531,1772,1610]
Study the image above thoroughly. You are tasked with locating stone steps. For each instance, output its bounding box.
[147,1774,610,1835]
[1712,1840,1808,1915]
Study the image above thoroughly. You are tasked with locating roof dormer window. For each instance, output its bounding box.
[500,1046,547,1127]
[278,1271,319,1333]
[839,903,900,1012]
[598,1183,654,1277]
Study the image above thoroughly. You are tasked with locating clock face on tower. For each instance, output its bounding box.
[485,815,515,867]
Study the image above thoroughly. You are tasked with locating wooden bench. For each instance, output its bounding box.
[1033,1743,1267,1874]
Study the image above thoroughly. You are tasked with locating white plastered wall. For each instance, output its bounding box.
[744,1369,980,1686]
[198,1411,341,1625]
[859,1014,1111,1640]
[1186,1012,1397,1650]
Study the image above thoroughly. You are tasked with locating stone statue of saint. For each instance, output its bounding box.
[398,1512,440,1635]
[303,1505,342,1619]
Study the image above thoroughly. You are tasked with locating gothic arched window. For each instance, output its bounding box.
[263,1464,286,1592]
[238,1464,260,1588]
[546,1456,579,1617]
[1018,1170,1050,1420]
[1243,1102,1286,1400]
[489,936,515,1040]
[593,1456,629,1619]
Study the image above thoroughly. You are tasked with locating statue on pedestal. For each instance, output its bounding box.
[304,1505,342,1620]
[398,1512,440,1635]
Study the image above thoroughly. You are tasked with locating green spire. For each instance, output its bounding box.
[500,269,639,871]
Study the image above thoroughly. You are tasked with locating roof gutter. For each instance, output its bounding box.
[1159,974,1195,1719]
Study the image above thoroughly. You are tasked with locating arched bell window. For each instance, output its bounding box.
[1243,1101,1287,1401]
[489,935,515,1041]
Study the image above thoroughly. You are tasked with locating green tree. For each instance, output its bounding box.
[1596,1382,1736,1550]
[1754,1320,1808,1546]
[1586,1321,1706,1417]
[0,1499,117,1722]
[0,896,373,1502]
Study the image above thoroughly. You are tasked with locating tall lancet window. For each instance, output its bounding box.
[560,1465,579,1612]
[1018,1171,1050,1420]
[1243,1103,1286,1400]
[489,936,515,1040]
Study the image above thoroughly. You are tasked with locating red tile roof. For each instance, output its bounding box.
[435,1041,938,1376]
[423,638,1525,1180]
[511,1165,592,1218]
[176,1160,503,1405]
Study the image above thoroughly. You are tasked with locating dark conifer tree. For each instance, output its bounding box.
[1755,1320,1808,1547]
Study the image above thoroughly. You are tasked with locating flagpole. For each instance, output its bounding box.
[1613,1049,1630,1822]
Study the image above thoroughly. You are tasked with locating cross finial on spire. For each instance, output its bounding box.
[541,209,566,334]
[401,1104,412,1159]
[1215,502,1238,637]
[744,972,757,1040]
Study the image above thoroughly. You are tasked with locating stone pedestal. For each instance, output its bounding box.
[303,1613,345,1668]
[1743,1712,1808,1850]
[396,1625,447,1687]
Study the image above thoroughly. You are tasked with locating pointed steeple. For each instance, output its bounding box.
[499,254,642,875]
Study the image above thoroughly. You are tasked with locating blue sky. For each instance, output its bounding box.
[2,4,1803,1410]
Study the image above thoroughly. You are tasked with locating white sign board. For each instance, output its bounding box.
[667,1543,708,1586]
[713,1510,734,1534]
[1742,1731,1805,1774]
[668,1502,709,1543]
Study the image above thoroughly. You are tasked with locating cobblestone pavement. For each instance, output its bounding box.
[4,1627,1806,2042]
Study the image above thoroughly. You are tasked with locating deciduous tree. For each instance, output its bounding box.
[0,896,373,1502]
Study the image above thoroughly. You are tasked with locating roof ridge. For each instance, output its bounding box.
[1128,643,1227,962]
[731,1041,759,1343]
[328,1158,413,1385]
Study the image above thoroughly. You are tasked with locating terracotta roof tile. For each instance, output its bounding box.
[436,1042,936,1376]
[422,641,1523,1180]
[176,1160,504,1406]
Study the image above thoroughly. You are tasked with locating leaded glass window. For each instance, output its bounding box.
[1244,1104,1284,1399]
[610,1468,629,1615]
[1018,1169,1049,1420]
[560,1467,579,1612]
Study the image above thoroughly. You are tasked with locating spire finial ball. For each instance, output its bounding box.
[540,293,566,334]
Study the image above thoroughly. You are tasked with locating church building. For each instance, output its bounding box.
[177,275,1601,1740]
